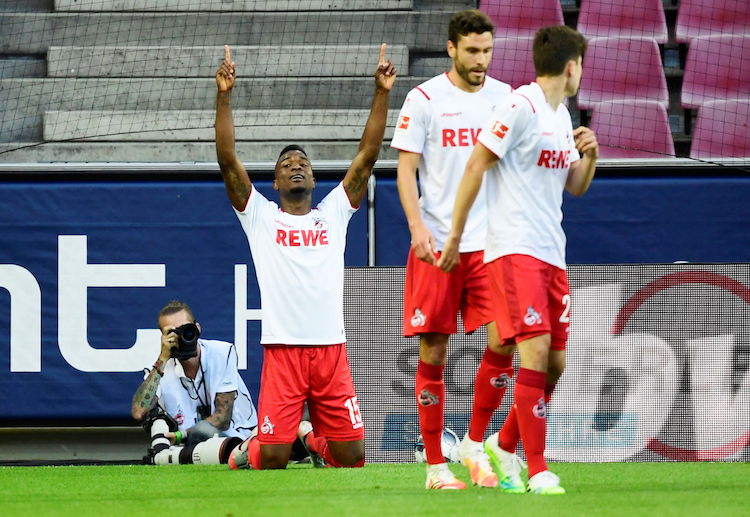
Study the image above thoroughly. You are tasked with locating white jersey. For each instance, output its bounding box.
[235,182,355,345]
[152,339,258,439]
[390,73,511,252]
[477,82,581,269]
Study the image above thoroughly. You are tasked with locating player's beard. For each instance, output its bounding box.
[454,59,486,87]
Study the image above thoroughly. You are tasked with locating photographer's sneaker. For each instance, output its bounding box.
[527,470,566,495]
[297,420,327,468]
[425,463,467,490]
[458,435,498,488]
[484,432,526,493]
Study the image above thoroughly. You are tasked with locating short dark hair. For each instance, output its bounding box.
[533,25,588,77]
[448,9,495,45]
[157,300,195,327]
[278,144,307,159]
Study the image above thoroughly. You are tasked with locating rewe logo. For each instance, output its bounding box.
[537,149,571,169]
[276,228,329,247]
[442,128,481,147]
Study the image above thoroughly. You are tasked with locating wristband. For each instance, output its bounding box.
[152,359,164,376]
[174,430,183,444]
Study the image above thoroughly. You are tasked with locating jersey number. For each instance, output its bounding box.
[559,294,571,323]
[344,397,363,428]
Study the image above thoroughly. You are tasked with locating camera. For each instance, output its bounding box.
[170,322,200,360]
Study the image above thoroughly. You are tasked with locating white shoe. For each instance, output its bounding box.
[483,432,526,493]
[527,470,566,495]
[458,435,498,488]
[425,463,467,490]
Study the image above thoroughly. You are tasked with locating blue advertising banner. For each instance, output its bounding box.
[0,179,367,420]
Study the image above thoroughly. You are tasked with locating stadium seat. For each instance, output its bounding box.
[681,35,750,109]
[577,0,668,44]
[577,37,668,110]
[589,101,674,159]
[690,99,750,159]
[487,37,535,89]
[480,0,564,38]
[676,0,750,43]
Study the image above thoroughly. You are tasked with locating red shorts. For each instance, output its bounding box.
[257,344,364,444]
[485,254,570,351]
[403,248,493,336]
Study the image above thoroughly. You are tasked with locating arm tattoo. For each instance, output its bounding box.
[207,391,236,431]
[132,370,160,412]
[344,166,368,203]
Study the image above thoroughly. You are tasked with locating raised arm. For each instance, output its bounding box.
[342,44,397,207]
[215,45,252,212]
[437,142,498,273]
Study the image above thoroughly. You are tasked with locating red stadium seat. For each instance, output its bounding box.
[690,99,750,159]
[681,35,750,109]
[577,0,668,44]
[676,0,750,43]
[577,37,668,110]
[589,101,674,159]
[487,37,536,89]
[480,0,564,38]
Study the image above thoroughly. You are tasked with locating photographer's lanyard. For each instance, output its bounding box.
[179,358,211,419]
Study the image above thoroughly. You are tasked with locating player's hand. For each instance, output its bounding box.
[436,237,460,272]
[410,222,437,265]
[573,126,599,159]
[374,43,397,92]
[160,328,177,361]
[216,45,236,92]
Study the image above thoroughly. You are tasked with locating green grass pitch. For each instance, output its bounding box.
[0,462,747,517]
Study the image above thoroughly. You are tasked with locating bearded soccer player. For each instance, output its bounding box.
[215,45,396,469]
[390,9,512,490]
[439,26,599,494]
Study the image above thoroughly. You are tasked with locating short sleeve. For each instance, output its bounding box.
[233,185,272,238]
[477,95,532,160]
[390,87,430,154]
[318,182,357,223]
[216,345,239,395]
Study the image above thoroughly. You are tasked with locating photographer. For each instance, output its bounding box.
[131,300,258,465]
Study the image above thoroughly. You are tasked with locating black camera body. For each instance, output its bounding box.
[170,322,200,360]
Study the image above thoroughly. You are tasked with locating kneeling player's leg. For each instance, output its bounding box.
[306,344,365,467]
[256,346,308,469]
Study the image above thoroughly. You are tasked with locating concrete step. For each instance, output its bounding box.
[43,109,401,141]
[0,426,146,463]
[0,12,451,53]
[0,140,399,163]
[47,45,409,78]
[0,77,425,141]
[54,0,414,11]
[0,57,46,78]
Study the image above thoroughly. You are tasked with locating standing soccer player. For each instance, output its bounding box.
[215,45,396,469]
[390,9,513,490]
[438,26,598,494]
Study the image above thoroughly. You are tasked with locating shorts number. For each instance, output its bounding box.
[559,294,571,323]
[344,396,363,427]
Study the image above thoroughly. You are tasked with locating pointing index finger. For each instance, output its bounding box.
[224,44,232,64]
[379,43,386,65]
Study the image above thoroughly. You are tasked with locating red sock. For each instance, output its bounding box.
[416,360,445,465]
[499,404,520,453]
[514,368,548,477]
[468,349,514,442]
[247,436,261,469]
[304,432,365,468]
